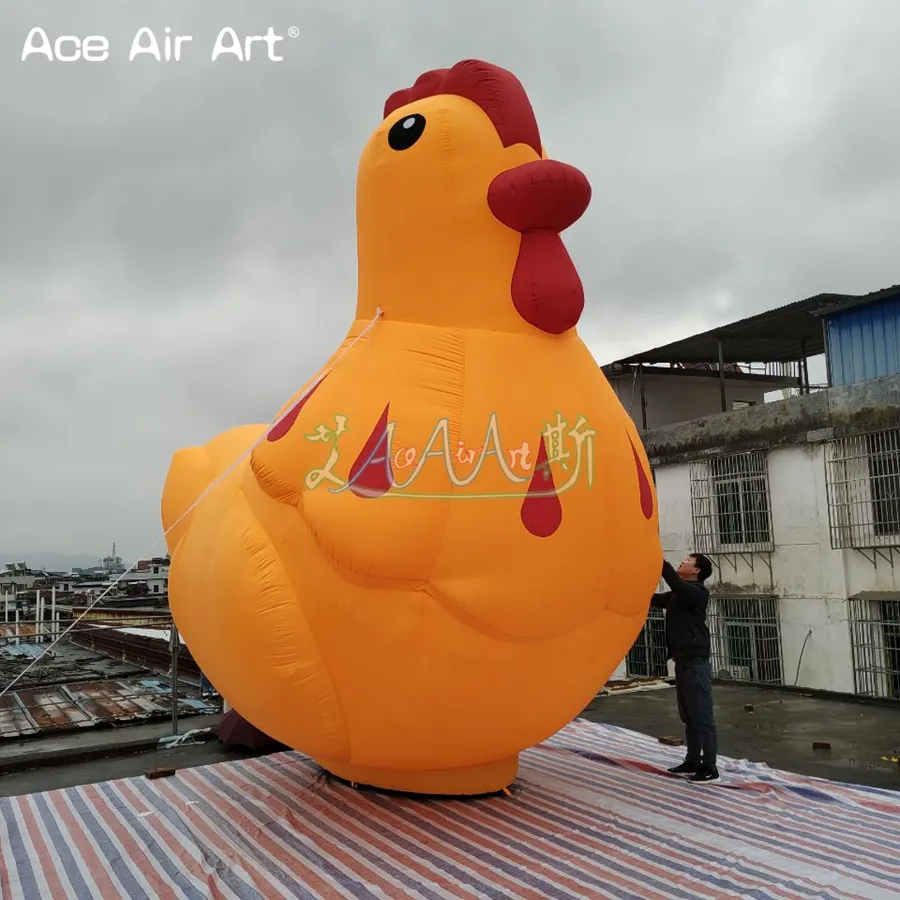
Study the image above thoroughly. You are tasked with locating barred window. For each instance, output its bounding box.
[709,595,783,685]
[825,428,900,549]
[867,432,900,538]
[848,596,900,700]
[691,452,774,553]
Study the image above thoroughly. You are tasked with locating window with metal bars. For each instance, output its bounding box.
[690,451,774,553]
[848,596,900,700]
[825,428,900,548]
[708,595,783,684]
[867,432,900,537]
[625,608,668,678]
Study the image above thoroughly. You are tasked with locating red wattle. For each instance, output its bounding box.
[510,232,585,335]
[488,160,591,336]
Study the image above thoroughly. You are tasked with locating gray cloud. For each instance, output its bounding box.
[2,0,899,560]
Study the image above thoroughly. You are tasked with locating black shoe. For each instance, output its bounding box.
[688,766,720,784]
[667,761,700,776]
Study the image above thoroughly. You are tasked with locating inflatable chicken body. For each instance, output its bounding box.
[162,60,662,795]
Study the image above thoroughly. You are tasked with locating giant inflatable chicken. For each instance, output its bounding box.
[162,59,662,795]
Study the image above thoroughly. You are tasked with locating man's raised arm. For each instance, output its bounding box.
[661,561,707,610]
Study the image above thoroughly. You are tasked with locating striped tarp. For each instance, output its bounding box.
[1,719,898,899]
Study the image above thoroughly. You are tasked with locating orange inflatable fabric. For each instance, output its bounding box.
[161,59,663,796]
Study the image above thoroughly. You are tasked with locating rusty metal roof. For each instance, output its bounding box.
[0,624,37,638]
[0,678,216,740]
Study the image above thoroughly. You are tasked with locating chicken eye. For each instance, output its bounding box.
[388,114,426,151]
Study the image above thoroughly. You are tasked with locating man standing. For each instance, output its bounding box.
[651,553,719,784]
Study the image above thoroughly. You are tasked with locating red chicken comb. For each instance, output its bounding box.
[383,59,542,157]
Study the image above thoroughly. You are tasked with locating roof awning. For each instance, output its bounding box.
[850,591,900,603]
[613,284,900,366]
[614,294,844,365]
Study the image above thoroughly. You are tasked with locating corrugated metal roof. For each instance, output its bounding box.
[612,294,837,365]
[0,695,36,738]
[2,645,45,659]
[0,678,216,740]
[612,285,900,366]
[815,283,900,318]
[0,624,38,638]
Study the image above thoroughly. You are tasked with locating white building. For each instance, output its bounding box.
[0,563,42,593]
[126,556,170,595]
[610,286,900,701]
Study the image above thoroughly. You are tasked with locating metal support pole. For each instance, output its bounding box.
[638,363,648,431]
[170,626,179,736]
[717,339,727,412]
[822,318,833,387]
[799,339,810,394]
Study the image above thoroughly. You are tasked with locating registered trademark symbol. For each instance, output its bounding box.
[288,26,300,38]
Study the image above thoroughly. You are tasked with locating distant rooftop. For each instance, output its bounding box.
[611,283,900,366]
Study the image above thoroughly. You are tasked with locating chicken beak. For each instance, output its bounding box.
[487,160,591,234]
[487,160,591,336]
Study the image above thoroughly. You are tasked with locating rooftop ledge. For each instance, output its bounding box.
[643,373,900,465]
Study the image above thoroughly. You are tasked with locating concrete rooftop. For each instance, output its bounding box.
[1,682,897,798]
[583,682,900,789]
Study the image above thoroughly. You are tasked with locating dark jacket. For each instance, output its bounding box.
[650,562,710,661]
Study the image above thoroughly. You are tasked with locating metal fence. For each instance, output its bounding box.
[690,451,775,554]
[743,361,800,380]
[848,596,900,700]
[708,594,783,685]
[675,361,800,380]
[0,612,218,741]
[824,428,900,549]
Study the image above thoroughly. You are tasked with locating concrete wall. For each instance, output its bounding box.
[606,371,773,431]
[643,372,900,464]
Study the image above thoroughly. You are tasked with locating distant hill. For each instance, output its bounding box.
[0,552,102,573]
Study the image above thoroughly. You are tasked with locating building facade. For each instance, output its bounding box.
[129,556,170,595]
[611,287,900,701]
[0,563,41,593]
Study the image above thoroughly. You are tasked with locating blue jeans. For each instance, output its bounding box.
[675,657,718,768]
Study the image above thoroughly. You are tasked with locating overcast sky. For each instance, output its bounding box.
[2,0,899,563]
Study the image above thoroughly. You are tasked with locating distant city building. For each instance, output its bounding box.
[0,563,45,593]
[3,544,170,603]
[102,543,126,575]
[124,556,170,596]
